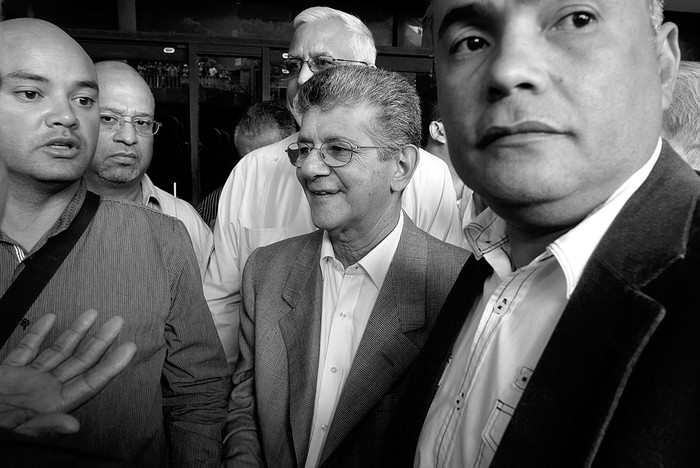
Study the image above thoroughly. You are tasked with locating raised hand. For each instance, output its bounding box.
[0,309,137,437]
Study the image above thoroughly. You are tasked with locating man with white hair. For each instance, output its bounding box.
[205,6,465,370]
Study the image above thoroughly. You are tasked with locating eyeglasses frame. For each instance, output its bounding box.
[286,140,397,168]
[99,112,162,136]
[281,53,369,76]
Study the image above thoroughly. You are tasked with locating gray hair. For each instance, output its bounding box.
[662,61,700,169]
[293,6,377,66]
[296,66,421,160]
[234,101,297,147]
[650,0,664,31]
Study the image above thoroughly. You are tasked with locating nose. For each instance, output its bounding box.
[297,61,315,87]
[113,120,138,145]
[297,148,332,180]
[486,27,549,102]
[45,99,79,129]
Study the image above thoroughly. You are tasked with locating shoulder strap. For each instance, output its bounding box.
[0,191,100,349]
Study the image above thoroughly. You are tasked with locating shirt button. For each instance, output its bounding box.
[330,367,337,373]
[321,424,328,431]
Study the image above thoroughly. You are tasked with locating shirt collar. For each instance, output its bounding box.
[464,138,662,297]
[550,137,662,297]
[140,174,161,209]
[320,211,405,290]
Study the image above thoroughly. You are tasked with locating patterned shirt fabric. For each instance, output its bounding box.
[141,174,213,280]
[0,181,230,467]
[204,132,466,370]
[414,139,662,468]
[197,186,223,228]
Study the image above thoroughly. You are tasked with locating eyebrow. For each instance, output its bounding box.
[4,71,49,83]
[100,106,153,117]
[3,71,98,91]
[436,3,495,40]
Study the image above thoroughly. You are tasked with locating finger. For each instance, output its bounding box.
[31,309,99,373]
[0,408,35,430]
[2,314,57,366]
[52,315,126,382]
[13,413,80,437]
[60,342,137,412]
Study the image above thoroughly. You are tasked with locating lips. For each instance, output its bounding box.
[45,136,79,150]
[309,189,339,196]
[477,121,570,149]
[42,136,81,157]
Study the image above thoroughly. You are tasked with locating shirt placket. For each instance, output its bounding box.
[310,266,363,451]
[436,263,540,467]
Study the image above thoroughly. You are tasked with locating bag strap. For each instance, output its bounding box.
[0,191,100,349]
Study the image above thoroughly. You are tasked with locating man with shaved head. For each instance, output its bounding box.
[0,19,229,466]
[85,61,212,279]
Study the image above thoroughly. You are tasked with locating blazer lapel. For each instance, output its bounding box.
[320,219,428,462]
[279,232,324,468]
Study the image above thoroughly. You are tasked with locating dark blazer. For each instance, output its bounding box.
[223,215,469,468]
[386,143,700,468]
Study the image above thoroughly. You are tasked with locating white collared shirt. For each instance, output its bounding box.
[414,139,662,468]
[305,212,405,468]
[140,174,213,280]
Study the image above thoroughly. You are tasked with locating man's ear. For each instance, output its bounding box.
[390,145,419,193]
[656,21,681,112]
[429,121,447,145]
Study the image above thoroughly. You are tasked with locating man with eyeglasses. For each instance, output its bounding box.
[85,61,213,280]
[204,5,465,372]
[223,65,468,468]
[0,19,229,466]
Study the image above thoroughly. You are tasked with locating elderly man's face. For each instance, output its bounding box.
[432,0,678,227]
[0,21,99,186]
[90,67,155,185]
[296,104,399,242]
[286,19,359,123]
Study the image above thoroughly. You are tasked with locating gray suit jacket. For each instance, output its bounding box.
[223,216,468,467]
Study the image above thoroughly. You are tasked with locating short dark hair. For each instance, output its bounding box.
[234,101,297,146]
[295,66,421,159]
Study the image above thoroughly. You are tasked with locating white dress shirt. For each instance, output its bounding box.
[203,132,465,369]
[415,139,662,468]
[305,213,404,468]
[141,174,213,280]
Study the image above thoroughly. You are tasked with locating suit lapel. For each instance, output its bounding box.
[493,145,700,467]
[320,219,427,462]
[279,231,324,468]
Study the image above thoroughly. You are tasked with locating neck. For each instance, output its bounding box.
[1,178,81,252]
[330,208,401,269]
[506,222,573,270]
[85,174,142,203]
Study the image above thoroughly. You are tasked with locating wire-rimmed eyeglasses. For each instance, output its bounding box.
[281,53,369,76]
[286,140,396,168]
[99,112,162,136]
